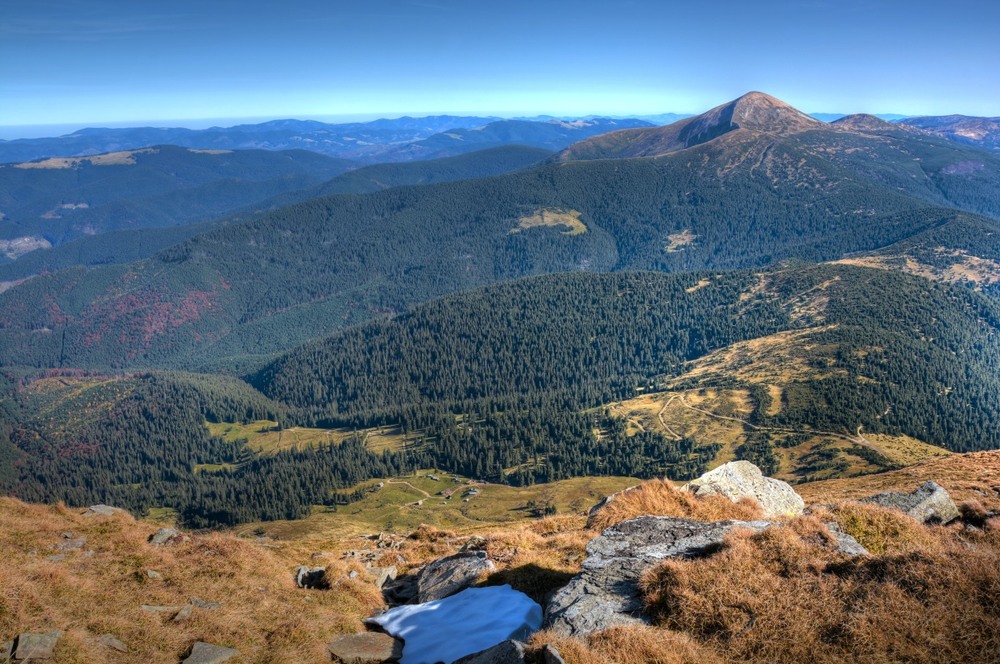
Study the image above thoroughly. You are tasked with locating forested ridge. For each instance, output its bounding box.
[3,126,999,372]
[4,264,1000,525]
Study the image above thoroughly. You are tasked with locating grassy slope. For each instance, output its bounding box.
[3,451,999,662]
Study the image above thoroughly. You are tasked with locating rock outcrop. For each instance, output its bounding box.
[546,516,773,635]
[416,551,495,602]
[861,480,960,524]
[682,460,805,516]
[149,528,186,546]
[327,632,403,664]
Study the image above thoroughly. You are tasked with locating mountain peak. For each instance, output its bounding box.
[556,92,822,161]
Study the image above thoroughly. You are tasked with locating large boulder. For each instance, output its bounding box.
[681,460,805,516]
[546,516,772,635]
[366,585,542,664]
[861,480,960,524]
[328,632,403,663]
[417,551,495,602]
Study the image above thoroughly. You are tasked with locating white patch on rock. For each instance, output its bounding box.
[682,460,805,516]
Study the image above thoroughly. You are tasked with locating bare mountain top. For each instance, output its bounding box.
[557,91,824,160]
[830,113,901,132]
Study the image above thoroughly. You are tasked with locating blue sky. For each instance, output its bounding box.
[2,0,998,135]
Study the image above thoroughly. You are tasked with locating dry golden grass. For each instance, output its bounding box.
[0,497,384,663]
[638,511,1000,663]
[587,480,764,532]
[14,149,156,169]
[529,625,723,664]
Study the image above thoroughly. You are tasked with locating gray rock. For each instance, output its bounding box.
[546,516,773,635]
[189,597,222,610]
[83,504,125,517]
[44,554,65,563]
[682,460,805,516]
[543,644,566,664]
[295,565,329,589]
[454,639,526,664]
[861,480,961,524]
[328,632,403,663]
[13,632,62,660]
[57,536,87,552]
[417,551,495,602]
[149,528,183,546]
[2,640,12,662]
[172,605,193,622]
[96,634,128,653]
[146,569,163,580]
[368,565,398,589]
[182,642,239,664]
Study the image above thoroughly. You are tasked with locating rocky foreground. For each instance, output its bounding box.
[2,457,1000,663]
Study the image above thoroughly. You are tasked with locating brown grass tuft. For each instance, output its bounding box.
[529,625,722,664]
[587,479,765,531]
[829,501,929,554]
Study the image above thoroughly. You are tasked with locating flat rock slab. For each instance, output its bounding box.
[14,632,63,660]
[546,516,772,636]
[149,528,186,546]
[417,551,495,602]
[182,642,239,664]
[861,480,960,524]
[328,632,403,663]
[454,639,526,664]
[682,460,805,516]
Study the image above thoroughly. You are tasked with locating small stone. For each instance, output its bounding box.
[14,631,62,660]
[328,632,403,663]
[454,639,526,664]
[141,604,183,614]
[96,634,128,653]
[61,531,75,539]
[44,554,66,562]
[146,569,163,580]
[149,528,183,546]
[173,605,193,622]
[189,597,222,610]
[2,640,13,661]
[57,536,87,551]
[543,644,566,664]
[182,641,239,664]
[84,504,125,517]
[349,570,360,579]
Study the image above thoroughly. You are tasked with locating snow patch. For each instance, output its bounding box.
[366,585,542,664]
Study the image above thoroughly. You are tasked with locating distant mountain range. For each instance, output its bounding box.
[899,115,1000,151]
[0,115,652,165]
